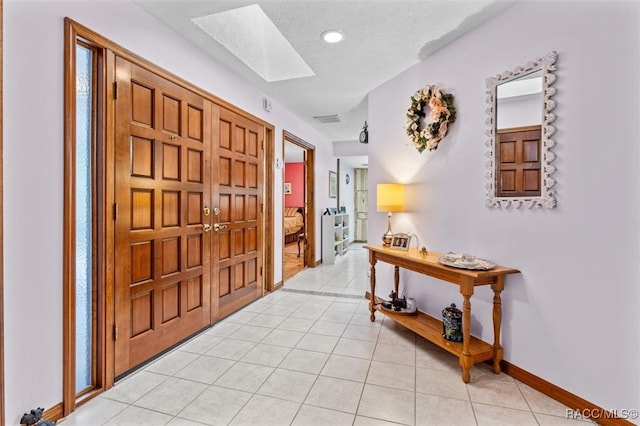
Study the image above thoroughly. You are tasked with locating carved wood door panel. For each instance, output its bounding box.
[113,57,212,376]
[496,126,542,197]
[211,105,264,320]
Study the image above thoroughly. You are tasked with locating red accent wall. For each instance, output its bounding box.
[285,162,304,207]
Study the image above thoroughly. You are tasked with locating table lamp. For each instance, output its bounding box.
[376,183,405,247]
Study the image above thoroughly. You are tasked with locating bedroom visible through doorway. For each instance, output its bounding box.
[283,131,315,281]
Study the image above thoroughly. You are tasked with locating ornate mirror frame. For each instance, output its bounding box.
[485,51,558,208]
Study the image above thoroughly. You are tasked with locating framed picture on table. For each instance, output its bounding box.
[390,233,411,251]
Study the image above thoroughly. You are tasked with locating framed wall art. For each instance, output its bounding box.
[329,171,337,198]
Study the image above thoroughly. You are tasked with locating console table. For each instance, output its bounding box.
[365,245,520,383]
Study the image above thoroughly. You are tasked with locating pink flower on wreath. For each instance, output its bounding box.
[429,96,448,121]
[438,121,449,139]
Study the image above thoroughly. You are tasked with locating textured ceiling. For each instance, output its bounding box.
[135,0,513,143]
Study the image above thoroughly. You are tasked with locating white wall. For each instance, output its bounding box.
[368,0,639,412]
[333,139,368,157]
[3,0,336,422]
[497,94,541,128]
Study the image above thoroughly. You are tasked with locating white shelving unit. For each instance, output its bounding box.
[322,213,350,264]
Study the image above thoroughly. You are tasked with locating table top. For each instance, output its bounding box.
[364,245,520,279]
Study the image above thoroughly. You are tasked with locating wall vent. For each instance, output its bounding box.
[313,114,340,123]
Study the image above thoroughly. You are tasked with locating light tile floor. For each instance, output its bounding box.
[60,244,592,426]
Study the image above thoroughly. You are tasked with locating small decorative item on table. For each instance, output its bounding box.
[437,252,496,270]
[389,290,406,310]
[390,233,411,251]
[380,290,417,315]
[442,303,463,342]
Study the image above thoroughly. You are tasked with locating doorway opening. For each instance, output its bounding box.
[283,131,315,282]
[353,168,369,243]
[336,157,368,244]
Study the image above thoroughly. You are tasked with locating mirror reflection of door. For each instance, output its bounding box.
[496,126,541,197]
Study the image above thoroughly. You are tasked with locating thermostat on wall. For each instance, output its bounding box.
[263,97,272,112]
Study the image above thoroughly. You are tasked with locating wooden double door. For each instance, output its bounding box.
[113,57,264,376]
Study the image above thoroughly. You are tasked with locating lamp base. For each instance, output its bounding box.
[382,212,393,247]
[382,231,393,247]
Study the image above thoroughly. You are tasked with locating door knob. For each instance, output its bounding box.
[203,224,212,232]
[213,223,227,232]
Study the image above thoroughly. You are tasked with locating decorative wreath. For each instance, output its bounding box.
[406,85,457,152]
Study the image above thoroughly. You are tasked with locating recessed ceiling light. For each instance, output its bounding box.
[321,30,344,43]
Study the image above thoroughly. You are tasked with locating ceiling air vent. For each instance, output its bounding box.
[313,114,340,124]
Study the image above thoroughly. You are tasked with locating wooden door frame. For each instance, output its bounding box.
[63,17,274,409]
[63,20,110,415]
[264,127,275,292]
[282,131,316,275]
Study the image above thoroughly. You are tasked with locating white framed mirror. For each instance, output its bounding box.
[485,51,558,208]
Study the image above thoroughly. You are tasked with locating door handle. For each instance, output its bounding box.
[203,224,212,232]
[213,223,227,232]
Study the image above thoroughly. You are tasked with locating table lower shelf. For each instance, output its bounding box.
[367,292,495,364]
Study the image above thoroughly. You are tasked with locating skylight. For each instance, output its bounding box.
[192,4,315,82]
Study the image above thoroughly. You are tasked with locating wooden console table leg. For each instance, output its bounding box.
[491,277,505,374]
[369,254,377,322]
[460,279,474,383]
[394,265,400,296]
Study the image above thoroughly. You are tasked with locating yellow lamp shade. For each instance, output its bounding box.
[377,183,405,212]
